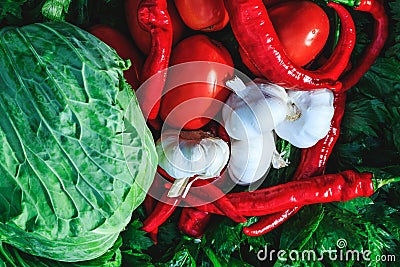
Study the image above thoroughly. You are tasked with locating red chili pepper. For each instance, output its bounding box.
[143,194,156,214]
[178,208,211,238]
[341,0,389,91]
[142,194,159,242]
[190,179,247,223]
[243,92,346,235]
[134,0,173,122]
[314,3,356,79]
[141,189,181,233]
[224,0,355,91]
[194,170,375,216]
[243,208,300,236]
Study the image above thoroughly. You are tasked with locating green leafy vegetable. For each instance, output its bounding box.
[0,0,28,20]
[0,22,157,262]
[41,0,72,21]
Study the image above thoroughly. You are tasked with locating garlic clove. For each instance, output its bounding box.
[222,77,277,140]
[197,137,230,178]
[156,129,230,180]
[257,82,289,128]
[275,89,334,148]
[227,131,275,185]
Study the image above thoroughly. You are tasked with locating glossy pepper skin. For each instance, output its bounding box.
[243,92,347,235]
[341,0,389,91]
[224,0,355,91]
[189,179,246,223]
[134,0,173,122]
[141,190,181,233]
[178,208,211,238]
[192,170,375,216]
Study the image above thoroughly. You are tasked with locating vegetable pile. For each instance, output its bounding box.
[1,0,399,266]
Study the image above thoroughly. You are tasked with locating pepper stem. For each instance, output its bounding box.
[331,0,359,8]
[374,177,400,190]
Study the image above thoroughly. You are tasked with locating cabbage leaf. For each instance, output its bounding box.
[0,22,157,262]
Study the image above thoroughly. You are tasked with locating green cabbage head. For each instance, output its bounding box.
[0,22,157,262]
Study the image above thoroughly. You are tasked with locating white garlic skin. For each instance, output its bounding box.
[274,89,334,148]
[227,131,275,185]
[222,78,278,140]
[156,129,230,179]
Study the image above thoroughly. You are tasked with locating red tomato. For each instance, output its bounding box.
[160,35,234,130]
[174,0,229,32]
[89,24,143,89]
[125,0,186,55]
[268,0,330,66]
[240,0,330,75]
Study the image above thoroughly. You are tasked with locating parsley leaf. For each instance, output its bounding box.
[0,0,28,20]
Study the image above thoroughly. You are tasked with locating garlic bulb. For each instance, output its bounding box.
[222,77,279,140]
[156,129,229,196]
[272,89,334,148]
[227,131,275,185]
[223,77,334,148]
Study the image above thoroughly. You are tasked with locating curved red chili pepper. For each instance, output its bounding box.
[141,190,181,233]
[194,170,375,216]
[190,179,246,223]
[224,0,355,91]
[135,0,173,121]
[143,194,156,214]
[314,2,356,79]
[142,194,159,242]
[243,92,347,235]
[341,0,389,91]
[243,208,300,236]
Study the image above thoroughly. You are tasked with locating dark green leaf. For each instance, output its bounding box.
[202,246,224,267]
[365,224,399,266]
[121,250,154,267]
[280,205,324,250]
[341,98,389,140]
[122,220,154,253]
[209,221,242,262]
[155,247,197,267]
[0,0,28,19]
[332,197,373,214]
[392,122,400,152]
